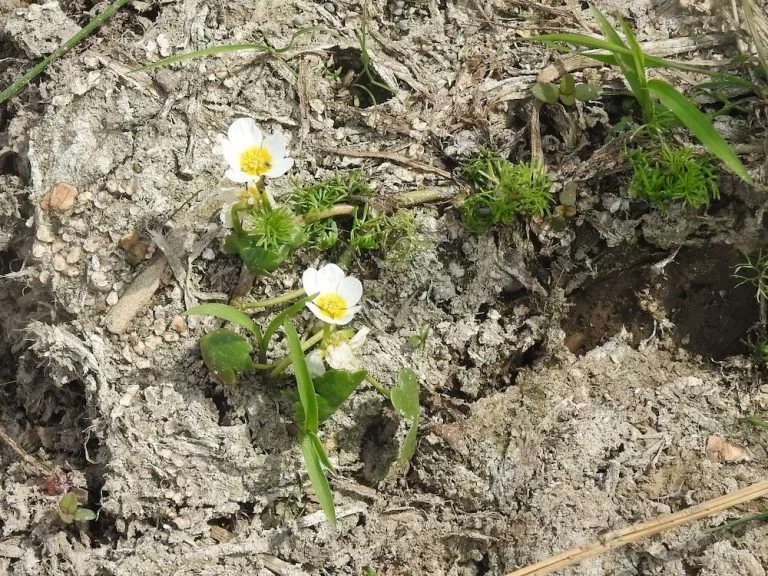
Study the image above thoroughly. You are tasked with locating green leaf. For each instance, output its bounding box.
[299,432,336,527]
[647,79,752,183]
[531,82,559,104]
[309,431,336,474]
[185,303,262,341]
[390,368,421,467]
[618,15,652,121]
[223,233,289,273]
[295,369,367,426]
[59,493,78,515]
[133,43,272,73]
[574,83,601,101]
[260,293,318,361]
[285,320,318,432]
[73,507,97,522]
[199,328,253,385]
[558,74,576,106]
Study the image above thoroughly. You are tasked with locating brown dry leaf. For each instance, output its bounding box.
[40,183,77,212]
[706,435,752,462]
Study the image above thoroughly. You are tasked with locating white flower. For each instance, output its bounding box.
[221,118,294,184]
[306,328,370,377]
[302,263,362,325]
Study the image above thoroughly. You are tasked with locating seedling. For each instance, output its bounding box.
[530,4,752,183]
[627,143,719,209]
[186,264,421,526]
[459,150,554,233]
[58,492,96,524]
[531,73,601,106]
[407,324,430,352]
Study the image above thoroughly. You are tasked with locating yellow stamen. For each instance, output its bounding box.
[240,146,272,176]
[315,293,348,321]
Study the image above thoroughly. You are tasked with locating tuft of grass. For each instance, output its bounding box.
[627,143,719,209]
[459,150,554,233]
[734,251,768,303]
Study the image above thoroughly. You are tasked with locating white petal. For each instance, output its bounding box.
[306,350,326,377]
[326,343,356,370]
[337,276,363,307]
[221,139,241,169]
[316,263,346,293]
[228,118,262,148]
[262,130,287,160]
[265,156,294,179]
[302,267,319,296]
[225,168,256,184]
[306,301,336,324]
[334,306,361,325]
[349,327,369,349]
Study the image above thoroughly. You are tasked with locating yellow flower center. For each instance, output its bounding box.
[315,293,348,321]
[240,146,272,176]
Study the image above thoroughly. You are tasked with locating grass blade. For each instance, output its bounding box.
[259,293,317,362]
[742,0,768,76]
[309,431,336,474]
[133,43,272,73]
[0,0,132,105]
[299,432,336,527]
[618,16,653,121]
[285,319,318,433]
[185,303,263,341]
[647,79,752,183]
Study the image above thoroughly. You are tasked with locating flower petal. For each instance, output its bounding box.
[262,130,287,160]
[225,168,256,184]
[326,343,356,370]
[337,276,363,307]
[302,267,319,296]
[316,263,346,293]
[221,138,241,169]
[334,305,361,325]
[265,156,294,179]
[306,350,326,377]
[228,118,262,148]
[306,301,337,324]
[349,327,369,349]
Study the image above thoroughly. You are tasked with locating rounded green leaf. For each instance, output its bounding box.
[531,82,559,104]
[74,507,97,522]
[574,83,601,101]
[59,493,78,515]
[200,328,253,385]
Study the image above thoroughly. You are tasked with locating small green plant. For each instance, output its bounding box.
[531,73,601,106]
[58,492,96,524]
[186,264,421,526]
[530,4,752,183]
[407,324,430,352]
[627,143,719,209]
[459,150,554,233]
[734,251,768,304]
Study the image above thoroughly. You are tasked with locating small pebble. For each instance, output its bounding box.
[83,238,99,253]
[66,246,81,264]
[398,20,409,31]
[201,248,216,261]
[106,291,119,306]
[53,254,68,272]
[40,183,78,212]
[169,316,187,335]
[32,243,48,259]
[91,271,110,291]
[38,271,50,285]
[36,224,55,243]
[322,2,335,12]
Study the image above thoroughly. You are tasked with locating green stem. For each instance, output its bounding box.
[230,202,246,235]
[396,188,457,207]
[300,204,356,224]
[241,287,307,310]
[364,374,391,399]
[270,329,325,377]
[0,0,134,105]
[252,363,273,370]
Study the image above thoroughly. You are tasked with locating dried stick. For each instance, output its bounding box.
[0,425,51,475]
[506,480,768,576]
[324,147,452,179]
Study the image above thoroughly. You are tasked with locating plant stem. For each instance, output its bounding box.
[396,188,458,207]
[241,288,306,309]
[0,0,134,105]
[270,328,325,377]
[300,204,356,224]
[364,374,390,399]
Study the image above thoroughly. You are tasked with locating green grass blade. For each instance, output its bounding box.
[185,303,263,341]
[285,319,318,432]
[309,431,336,474]
[133,43,272,73]
[299,432,336,527]
[259,293,317,362]
[618,16,653,121]
[647,79,752,183]
[0,0,132,105]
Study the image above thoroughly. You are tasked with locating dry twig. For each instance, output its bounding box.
[324,147,452,179]
[506,480,768,576]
